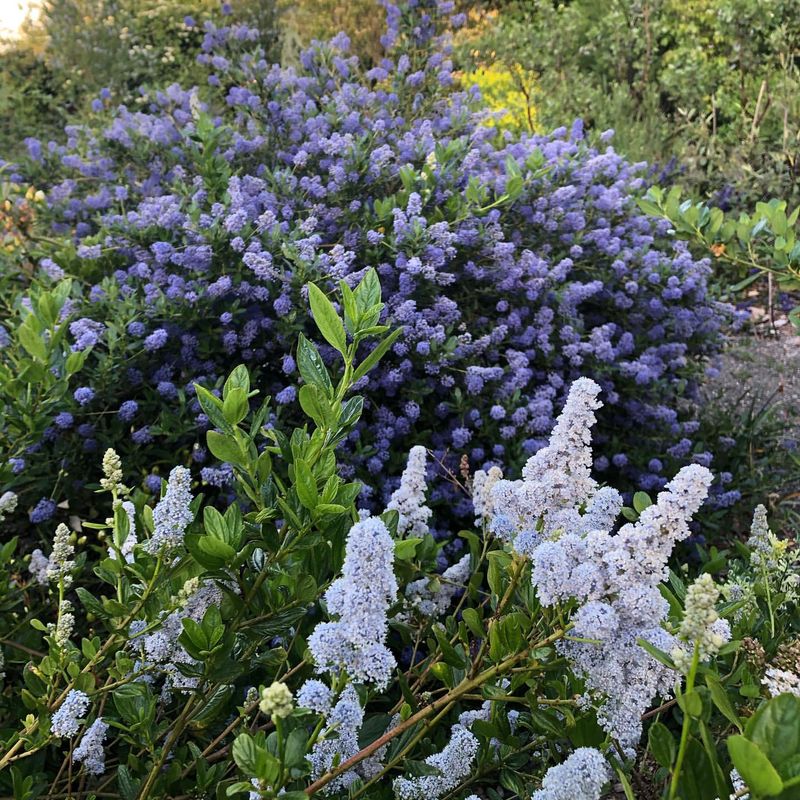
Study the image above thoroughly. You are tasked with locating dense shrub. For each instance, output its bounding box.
[3,1,732,524]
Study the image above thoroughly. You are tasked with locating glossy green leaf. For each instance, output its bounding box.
[728,735,783,796]
[308,282,347,353]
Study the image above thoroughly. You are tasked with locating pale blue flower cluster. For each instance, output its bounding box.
[488,377,603,550]
[307,685,365,793]
[72,717,109,775]
[308,517,398,688]
[392,723,479,800]
[131,578,226,696]
[485,376,714,747]
[146,466,194,552]
[296,679,333,715]
[404,554,470,616]
[530,747,610,800]
[50,689,90,738]
[387,446,432,537]
[534,463,713,746]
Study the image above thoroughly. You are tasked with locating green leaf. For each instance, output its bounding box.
[394,538,422,560]
[75,587,106,617]
[222,386,249,426]
[203,506,227,541]
[705,675,742,732]
[313,503,347,516]
[206,431,246,467]
[637,198,663,217]
[676,737,718,800]
[678,690,703,719]
[637,637,676,669]
[632,491,652,514]
[223,365,250,398]
[194,384,233,434]
[307,283,347,353]
[198,536,236,562]
[65,349,87,375]
[648,721,676,769]
[614,765,637,800]
[338,396,363,428]
[727,735,783,796]
[18,322,47,362]
[339,279,358,334]
[117,765,140,800]
[297,334,334,396]
[295,458,318,510]
[461,607,484,639]
[355,268,382,310]
[747,694,800,775]
[232,733,261,776]
[113,683,152,726]
[299,384,335,429]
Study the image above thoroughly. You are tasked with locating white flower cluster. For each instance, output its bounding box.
[762,667,800,698]
[146,466,194,552]
[404,554,471,617]
[100,448,129,494]
[671,573,730,673]
[529,747,610,800]
[51,600,75,648]
[489,377,603,551]
[259,682,293,719]
[747,504,775,571]
[109,500,138,562]
[29,523,76,587]
[392,723,479,800]
[47,523,75,583]
[487,377,714,748]
[72,717,109,775]
[472,465,503,526]
[0,490,18,522]
[50,689,90,738]
[308,516,398,688]
[387,446,432,537]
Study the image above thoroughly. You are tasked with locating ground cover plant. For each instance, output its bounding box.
[0,0,736,531]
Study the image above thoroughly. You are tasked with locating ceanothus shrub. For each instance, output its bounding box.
[7,0,731,520]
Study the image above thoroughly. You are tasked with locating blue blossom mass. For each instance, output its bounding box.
[13,0,732,516]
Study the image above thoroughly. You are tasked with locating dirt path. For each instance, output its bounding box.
[701,322,800,522]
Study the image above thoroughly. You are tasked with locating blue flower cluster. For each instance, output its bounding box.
[15,0,731,513]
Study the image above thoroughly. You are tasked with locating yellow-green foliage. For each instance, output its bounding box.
[460,64,539,134]
[279,0,386,65]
